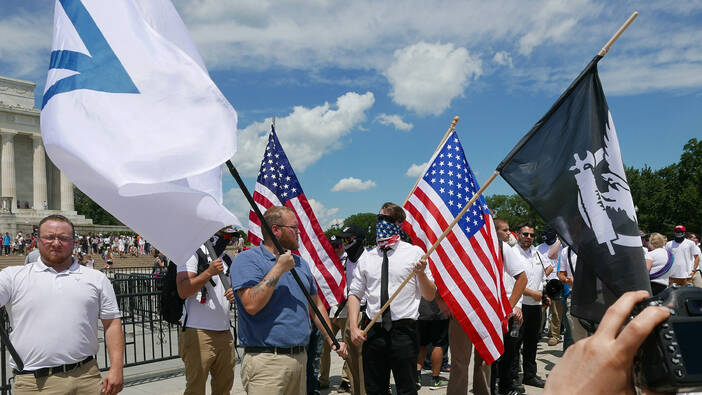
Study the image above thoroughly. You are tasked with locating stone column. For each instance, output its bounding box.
[60,172,74,212]
[1,130,17,210]
[32,136,47,210]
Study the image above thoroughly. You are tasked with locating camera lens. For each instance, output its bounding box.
[685,299,702,316]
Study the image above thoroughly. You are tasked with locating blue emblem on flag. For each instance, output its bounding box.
[42,0,139,108]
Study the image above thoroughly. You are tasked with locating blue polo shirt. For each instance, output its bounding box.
[230,245,317,347]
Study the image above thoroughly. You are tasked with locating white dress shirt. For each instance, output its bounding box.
[514,245,551,306]
[349,241,432,321]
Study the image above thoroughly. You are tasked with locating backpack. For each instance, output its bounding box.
[159,261,185,325]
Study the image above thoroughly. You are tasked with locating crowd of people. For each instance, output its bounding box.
[0,210,698,394]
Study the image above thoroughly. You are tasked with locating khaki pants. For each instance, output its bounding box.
[693,271,702,287]
[14,359,102,395]
[542,298,563,341]
[179,328,235,395]
[319,317,346,387]
[241,351,306,395]
[319,315,365,394]
[447,317,490,395]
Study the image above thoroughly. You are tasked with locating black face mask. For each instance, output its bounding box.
[344,238,364,262]
[211,235,229,257]
[675,236,685,243]
[544,233,557,245]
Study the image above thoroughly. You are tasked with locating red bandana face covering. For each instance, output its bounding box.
[376,219,401,249]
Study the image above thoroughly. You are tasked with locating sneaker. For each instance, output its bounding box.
[429,377,449,390]
[547,337,559,346]
[337,381,351,393]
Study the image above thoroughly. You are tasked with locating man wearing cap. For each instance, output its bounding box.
[349,202,436,394]
[319,226,366,394]
[536,227,563,347]
[176,227,237,395]
[0,215,123,394]
[667,225,701,286]
[232,206,348,394]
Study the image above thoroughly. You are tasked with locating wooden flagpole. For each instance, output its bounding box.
[403,116,460,205]
[363,170,500,334]
[598,12,638,57]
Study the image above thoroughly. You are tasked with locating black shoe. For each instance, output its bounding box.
[523,376,546,388]
[416,372,422,390]
[337,381,351,393]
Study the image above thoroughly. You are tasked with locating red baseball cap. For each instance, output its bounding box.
[674,225,686,232]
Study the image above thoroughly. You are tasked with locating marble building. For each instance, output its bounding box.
[0,75,94,234]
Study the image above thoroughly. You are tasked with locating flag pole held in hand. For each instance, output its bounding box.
[224,160,341,350]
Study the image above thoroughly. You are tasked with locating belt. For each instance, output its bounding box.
[13,356,94,378]
[244,346,306,355]
[363,316,416,329]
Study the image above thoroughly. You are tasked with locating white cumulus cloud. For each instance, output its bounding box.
[405,162,428,178]
[222,186,254,231]
[493,51,513,68]
[231,91,374,177]
[375,113,413,131]
[331,177,377,192]
[384,42,482,115]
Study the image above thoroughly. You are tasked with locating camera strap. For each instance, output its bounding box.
[567,247,575,279]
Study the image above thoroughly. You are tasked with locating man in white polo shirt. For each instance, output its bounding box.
[513,222,552,389]
[0,214,123,394]
[176,230,236,395]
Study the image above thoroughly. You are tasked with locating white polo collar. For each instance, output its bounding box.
[34,257,82,274]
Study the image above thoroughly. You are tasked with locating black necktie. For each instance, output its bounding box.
[381,248,392,331]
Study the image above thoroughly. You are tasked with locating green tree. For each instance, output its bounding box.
[342,212,377,246]
[485,194,545,231]
[73,187,122,225]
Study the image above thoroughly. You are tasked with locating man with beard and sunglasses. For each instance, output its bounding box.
[512,223,553,389]
[349,202,436,395]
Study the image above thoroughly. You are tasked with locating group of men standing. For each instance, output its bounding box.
[3,210,698,395]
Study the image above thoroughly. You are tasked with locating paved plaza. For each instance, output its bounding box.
[121,337,563,394]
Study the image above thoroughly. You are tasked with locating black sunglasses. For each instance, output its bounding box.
[521,232,535,238]
[377,214,395,223]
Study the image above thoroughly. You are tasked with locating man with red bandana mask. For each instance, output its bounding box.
[348,202,436,395]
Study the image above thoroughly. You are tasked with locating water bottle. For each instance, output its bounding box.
[509,317,520,337]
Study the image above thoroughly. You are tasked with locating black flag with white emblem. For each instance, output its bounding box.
[497,57,650,323]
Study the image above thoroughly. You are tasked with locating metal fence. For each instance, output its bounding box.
[98,273,182,371]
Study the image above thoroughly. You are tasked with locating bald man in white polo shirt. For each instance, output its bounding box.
[0,215,123,395]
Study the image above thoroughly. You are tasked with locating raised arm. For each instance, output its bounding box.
[237,251,294,315]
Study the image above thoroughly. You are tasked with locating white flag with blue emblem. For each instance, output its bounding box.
[41,0,240,264]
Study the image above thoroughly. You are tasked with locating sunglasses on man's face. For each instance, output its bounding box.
[377,214,395,223]
[521,232,535,238]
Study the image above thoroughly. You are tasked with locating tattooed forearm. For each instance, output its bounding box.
[265,276,279,288]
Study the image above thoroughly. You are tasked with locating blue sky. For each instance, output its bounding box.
[1,0,700,230]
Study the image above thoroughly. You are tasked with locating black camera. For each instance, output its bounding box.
[633,285,702,393]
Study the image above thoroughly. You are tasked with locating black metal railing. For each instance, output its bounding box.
[98,273,181,371]
[0,308,11,395]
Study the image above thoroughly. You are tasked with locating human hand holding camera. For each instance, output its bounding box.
[544,290,670,394]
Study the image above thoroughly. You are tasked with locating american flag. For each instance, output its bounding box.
[248,127,345,309]
[403,130,511,363]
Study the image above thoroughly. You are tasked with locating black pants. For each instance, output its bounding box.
[518,304,542,380]
[497,317,520,392]
[363,320,418,395]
